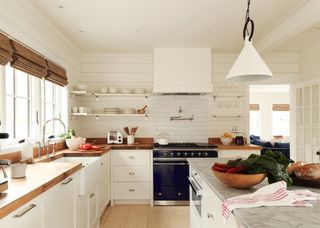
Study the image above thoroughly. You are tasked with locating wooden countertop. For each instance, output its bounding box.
[107,143,153,150]
[214,143,262,150]
[0,162,81,219]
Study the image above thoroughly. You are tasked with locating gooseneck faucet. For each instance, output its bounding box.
[42,118,66,157]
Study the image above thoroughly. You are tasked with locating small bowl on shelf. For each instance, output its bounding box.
[76,84,88,91]
[220,137,233,145]
[213,170,266,189]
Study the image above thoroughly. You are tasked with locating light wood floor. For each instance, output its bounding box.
[101,205,190,228]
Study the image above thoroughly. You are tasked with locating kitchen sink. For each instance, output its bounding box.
[52,156,100,195]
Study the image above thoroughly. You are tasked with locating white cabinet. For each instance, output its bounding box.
[111,150,151,204]
[218,149,260,158]
[98,152,111,216]
[43,173,79,228]
[0,197,43,228]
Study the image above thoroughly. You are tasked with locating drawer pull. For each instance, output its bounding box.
[129,156,135,160]
[61,177,73,185]
[13,204,36,218]
[89,193,95,198]
[129,189,135,192]
[207,213,214,220]
[129,172,135,175]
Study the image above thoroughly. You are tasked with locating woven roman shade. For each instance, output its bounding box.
[0,33,13,65]
[249,104,260,111]
[46,60,68,86]
[10,40,47,78]
[273,104,289,111]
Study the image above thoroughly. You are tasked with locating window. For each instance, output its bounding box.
[2,64,67,142]
[272,111,290,137]
[5,65,31,140]
[249,104,261,136]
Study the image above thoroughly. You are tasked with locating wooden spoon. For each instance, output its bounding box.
[124,127,130,135]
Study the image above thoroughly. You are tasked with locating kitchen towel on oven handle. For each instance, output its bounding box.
[222,181,320,223]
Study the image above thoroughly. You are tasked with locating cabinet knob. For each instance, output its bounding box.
[207,213,214,220]
[89,193,95,198]
[129,172,135,175]
[129,156,135,160]
[129,189,135,192]
[13,204,37,218]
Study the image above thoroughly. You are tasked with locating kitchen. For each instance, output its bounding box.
[0,0,320,228]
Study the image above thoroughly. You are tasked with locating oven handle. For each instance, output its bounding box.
[153,162,188,166]
[188,177,202,196]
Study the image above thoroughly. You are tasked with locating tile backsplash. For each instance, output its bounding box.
[152,95,209,143]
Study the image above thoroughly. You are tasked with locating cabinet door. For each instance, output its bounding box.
[0,198,43,228]
[98,152,110,215]
[111,150,150,166]
[88,188,99,228]
[43,174,79,228]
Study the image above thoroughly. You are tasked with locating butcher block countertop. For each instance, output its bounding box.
[215,143,262,150]
[0,162,81,219]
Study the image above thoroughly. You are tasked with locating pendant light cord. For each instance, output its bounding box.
[242,0,254,41]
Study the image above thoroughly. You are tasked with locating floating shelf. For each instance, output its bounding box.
[71,113,150,118]
[212,113,245,119]
[71,90,150,98]
[213,94,244,101]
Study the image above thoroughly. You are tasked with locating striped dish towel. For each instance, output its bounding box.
[222,181,320,223]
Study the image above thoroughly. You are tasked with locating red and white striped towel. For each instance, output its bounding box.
[222,181,320,223]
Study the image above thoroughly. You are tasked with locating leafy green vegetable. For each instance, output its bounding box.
[58,129,75,139]
[227,150,293,186]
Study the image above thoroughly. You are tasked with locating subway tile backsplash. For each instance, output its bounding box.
[152,95,209,143]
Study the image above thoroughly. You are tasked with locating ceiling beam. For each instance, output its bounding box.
[255,0,320,52]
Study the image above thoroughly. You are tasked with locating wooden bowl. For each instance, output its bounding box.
[213,170,267,189]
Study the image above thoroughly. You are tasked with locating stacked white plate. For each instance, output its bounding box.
[121,89,133,94]
[120,108,136,114]
[133,88,145,94]
[104,107,120,114]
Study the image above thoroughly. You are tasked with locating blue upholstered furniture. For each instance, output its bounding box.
[250,135,290,159]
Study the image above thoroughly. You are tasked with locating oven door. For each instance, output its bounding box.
[153,160,189,202]
[188,176,202,218]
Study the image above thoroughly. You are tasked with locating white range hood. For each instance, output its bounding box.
[153,48,213,94]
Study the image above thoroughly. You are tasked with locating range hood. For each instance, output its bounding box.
[153,48,213,94]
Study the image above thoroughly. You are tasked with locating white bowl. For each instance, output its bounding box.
[109,86,118,94]
[220,137,232,145]
[100,86,108,93]
[76,84,88,91]
[65,138,86,151]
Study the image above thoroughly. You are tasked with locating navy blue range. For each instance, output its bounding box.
[153,143,217,206]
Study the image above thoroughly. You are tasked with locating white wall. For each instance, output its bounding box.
[249,89,289,140]
[75,52,299,141]
[300,44,320,81]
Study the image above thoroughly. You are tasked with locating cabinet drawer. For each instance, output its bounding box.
[113,182,150,200]
[112,150,150,166]
[114,166,150,182]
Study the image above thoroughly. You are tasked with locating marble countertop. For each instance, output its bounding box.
[187,158,320,228]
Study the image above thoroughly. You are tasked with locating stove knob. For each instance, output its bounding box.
[177,152,181,156]
[184,152,188,156]
[198,152,202,156]
[163,152,167,156]
[205,152,209,157]
[158,193,162,196]
[178,192,181,196]
[170,152,174,156]
[191,152,194,156]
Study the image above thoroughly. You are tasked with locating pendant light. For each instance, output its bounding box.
[226,0,273,81]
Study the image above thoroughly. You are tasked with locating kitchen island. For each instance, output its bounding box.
[188,158,320,228]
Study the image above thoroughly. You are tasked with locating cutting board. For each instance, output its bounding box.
[291,176,320,188]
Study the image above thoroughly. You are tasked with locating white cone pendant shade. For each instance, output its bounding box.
[226,37,273,81]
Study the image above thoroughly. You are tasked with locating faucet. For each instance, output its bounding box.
[42,118,66,157]
[0,159,11,178]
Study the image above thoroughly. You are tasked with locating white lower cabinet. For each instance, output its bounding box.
[98,152,111,216]
[111,150,151,204]
[201,180,241,228]
[43,173,79,228]
[0,197,43,228]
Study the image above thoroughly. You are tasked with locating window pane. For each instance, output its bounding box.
[5,96,14,139]
[5,65,14,95]
[45,103,54,135]
[15,70,29,98]
[272,111,290,136]
[250,111,261,136]
[15,98,29,139]
[45,81,53,102]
